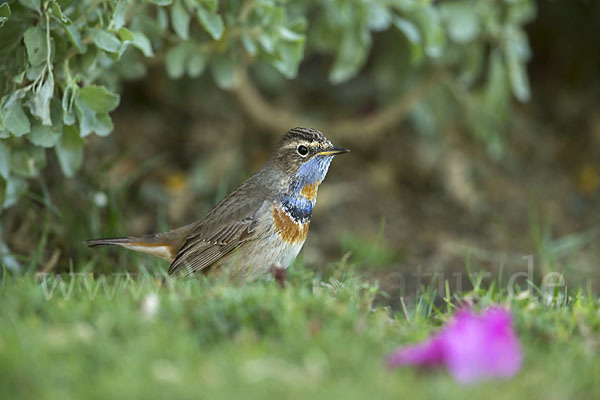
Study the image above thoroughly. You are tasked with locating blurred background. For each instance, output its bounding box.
[1,0,599,297]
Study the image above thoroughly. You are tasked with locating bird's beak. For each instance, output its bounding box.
[316,146,350,156]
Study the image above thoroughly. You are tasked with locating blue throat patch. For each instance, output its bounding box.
[281,195,313,223]
[280,155,334,223]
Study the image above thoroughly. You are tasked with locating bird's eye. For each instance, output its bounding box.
[297,145,309,156]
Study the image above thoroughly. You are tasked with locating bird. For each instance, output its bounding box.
[85,127,349,279]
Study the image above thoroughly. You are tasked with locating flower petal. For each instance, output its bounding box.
[387,335,445,367]
[387,307,523,384]
[442,307,522,383]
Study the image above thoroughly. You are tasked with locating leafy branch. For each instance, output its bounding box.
[0,0,536,210]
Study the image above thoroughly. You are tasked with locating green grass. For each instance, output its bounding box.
[0,264,598,399]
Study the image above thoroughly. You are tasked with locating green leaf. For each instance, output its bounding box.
[465,50,510,159]
[504,27,531,102]
[49,97,63,131]
[75,101,114,137]
[90,28,122,54]
[30,73,54,125]
[114,0,129,30]
[77,85,120,113]
[94,113,114,136]
[133,31,154,57]
[62,85,77,125]
[12,71,25,85]
[278,27,303,42]
[197,6,224,40]
[199,0,217,12]
[262,5,284,28]
[55,124,84,177]
[0,3,10,17]
[2,103,30,137]
[507,0,537,25]
[171,0,191,40]
[51,1,68,23]
[272,39,305,79]
[156,7,169,31]
[25,64,45,81]
[62,22,85,54]
[485,51,511,115]
[24,25,48,67]
[329,28,371,84]
[0,2,11,28]
[0,177,5,208]
[411,5,446,58]
[74,86,118,137]
[28,123,59,148]
[166,43,206,78]
[118,27,135,42]
[287,17,307,33]
[0,142,9,179]
[19,0,40,13]
[145,0,172,5]
[165,43,189,79]
[63,109,75,125]
[241,35,257,56]
[367,4,391,31]
[257,33,275,54]
[393,17,421,44]
[505,47,530,102]
[273,25,306,78]
[10,147,46,178]
[211,53,236,89]
[393,16,423,63]
[187,51,207,78]
[3,175,28,209]
[74,101,92,136]
[439,1,480,43]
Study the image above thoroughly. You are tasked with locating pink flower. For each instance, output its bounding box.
[387,307,522,384]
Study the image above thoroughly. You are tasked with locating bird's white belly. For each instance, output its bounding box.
[218,236,305,277]
[250,237,304,270]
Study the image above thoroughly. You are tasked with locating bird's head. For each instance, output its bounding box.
[270,127,349,196]
[272,127,348,183]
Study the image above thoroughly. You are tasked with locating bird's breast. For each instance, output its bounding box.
[280,191,314,223]
[272,203,310,244]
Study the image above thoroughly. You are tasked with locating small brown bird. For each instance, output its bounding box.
[86,127,349,278]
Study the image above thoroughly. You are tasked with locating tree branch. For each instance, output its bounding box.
[232,67,446,144]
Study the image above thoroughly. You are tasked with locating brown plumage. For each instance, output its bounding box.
[86,127,349,278]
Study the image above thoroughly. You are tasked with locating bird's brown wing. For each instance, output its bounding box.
[167,218,258,277]
[167,199,269,277]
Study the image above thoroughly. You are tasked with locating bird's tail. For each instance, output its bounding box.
[85,235,176,262]
[86,223,197,263]
[85,237,135,248]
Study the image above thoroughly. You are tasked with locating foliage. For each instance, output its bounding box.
[0,265,598,399]
[0,0,536,209]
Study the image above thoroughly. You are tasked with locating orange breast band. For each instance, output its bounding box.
[272,206,310,244]
[300,182,319,200]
